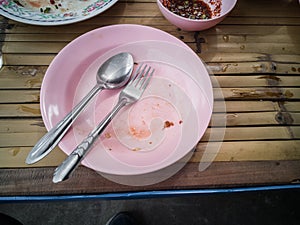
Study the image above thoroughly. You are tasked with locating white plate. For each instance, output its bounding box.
[0,0,118,25]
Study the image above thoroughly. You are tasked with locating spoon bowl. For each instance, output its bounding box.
[26,52,134,164]
[97,52,134,89]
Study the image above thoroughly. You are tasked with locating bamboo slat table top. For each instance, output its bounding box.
[0,0,300,197]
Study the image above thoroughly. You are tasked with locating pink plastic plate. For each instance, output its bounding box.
[40,25,213,175]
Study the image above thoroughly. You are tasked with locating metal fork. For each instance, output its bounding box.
[53,64,154,183]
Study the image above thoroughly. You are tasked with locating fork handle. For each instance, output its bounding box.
[53,98,127,183]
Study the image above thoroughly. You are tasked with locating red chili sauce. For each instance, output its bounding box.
[162,0,213,20]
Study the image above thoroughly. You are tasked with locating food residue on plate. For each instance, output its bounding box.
[129,126,151,139]
[164,120,174,128]
[14,0,63,13]
[13,0,99,14]
[104,132,112,139]
[132,147,142,151]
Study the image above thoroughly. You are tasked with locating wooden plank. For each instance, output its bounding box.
[201,52,272,63]
[0,146,66,168]
[197,25,300,36]
[0,66,45,89]
[212,112,300,126]
[4,33,80,42]
[1,58,296,74]
[1,65,300,89]
[3,52,300,74]
[290,126,300,138]
[194,140,300,162]
[216,101,278,113]
[215,76,300,87]
[198,42,300,55]
[1,110,299,132]
[4,30,300,44]
[2,42,67,54]
[2,24,299,54]
[223,17,300,25]
[1,140,300,168]
[272,63,300,75]
[2,54,55,66]
[0,17,179,35]
[0,90,40,103]
[2,55,298,72]
[2,30,299,55]
[1,67,300,90]
[216,101,300,113]
[230,0,300,17]
[200,33,300,44]
[278,101,300,112]
[0,132,44,147]
[268,55,300,64]
[2,101,299,118]
[1,110,300,133]
[4,53,300,72]
[201,126,298,141]
[1,160,300,195]
[210,61,300,75]
[220,87,300,100]
[0,104,41,117]
[1,88,299,104]
[2,22,102,34]
[2,15,299,36]
[197,53,300,64]
[0,119,45,133]
[0,126,298,147]
[5,38,293,56]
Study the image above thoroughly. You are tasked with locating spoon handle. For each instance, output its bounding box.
[26,85,102,165]
[53,99,127,183]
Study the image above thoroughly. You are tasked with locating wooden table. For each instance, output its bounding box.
[1,0,300,199]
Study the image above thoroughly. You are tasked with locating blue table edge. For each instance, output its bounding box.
[1,184,300,202]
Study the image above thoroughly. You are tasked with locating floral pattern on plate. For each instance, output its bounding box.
[0,0,118,25]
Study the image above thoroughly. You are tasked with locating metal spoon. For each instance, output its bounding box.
[26,52,134,164]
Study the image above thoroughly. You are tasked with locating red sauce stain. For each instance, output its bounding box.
[164,121,174,128]
[129,127,151,139]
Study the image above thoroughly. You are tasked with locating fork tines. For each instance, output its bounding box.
[131,64,154,89]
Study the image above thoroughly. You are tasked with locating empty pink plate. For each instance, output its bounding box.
[40,25,213,175]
